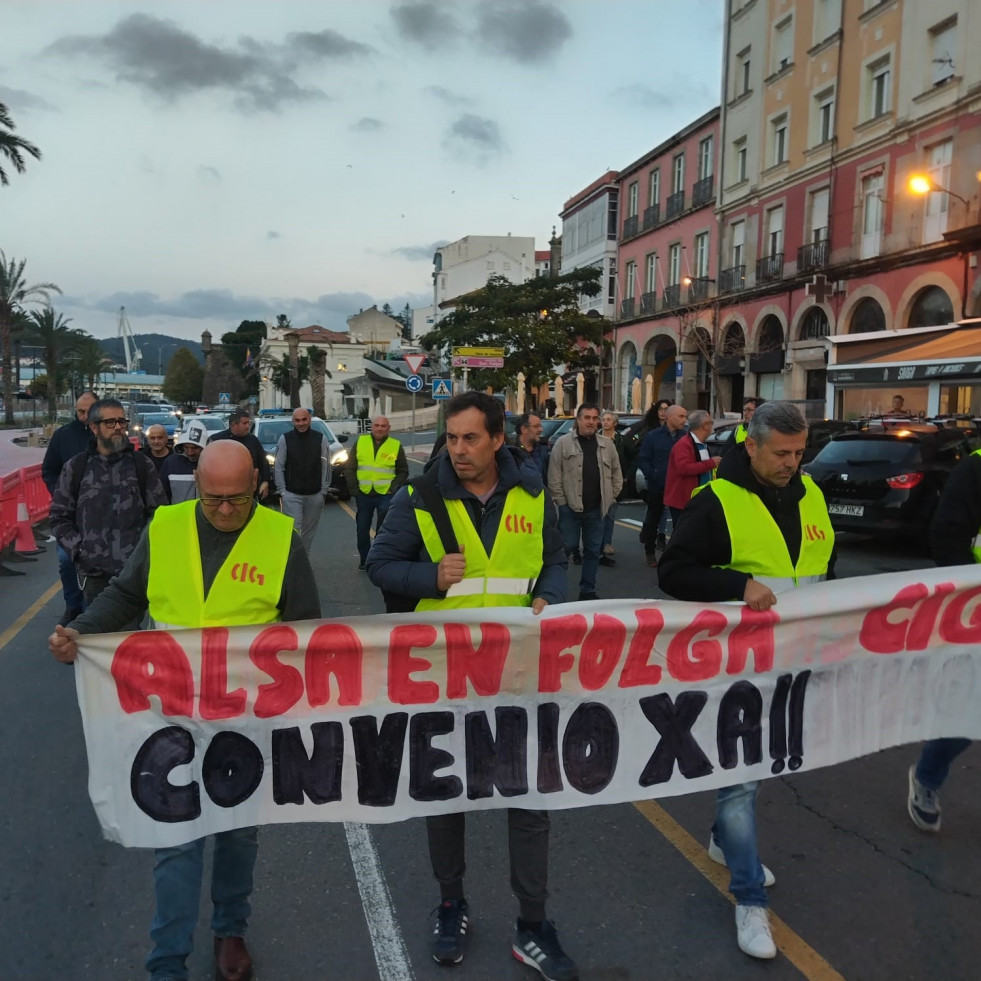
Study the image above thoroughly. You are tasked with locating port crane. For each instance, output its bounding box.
[117,306,142,372]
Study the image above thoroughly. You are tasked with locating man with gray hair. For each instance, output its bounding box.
[658,401,835,961]
[663,408,720,520]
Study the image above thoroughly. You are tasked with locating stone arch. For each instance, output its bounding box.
[847,296,886,333]
[971,275,981,318]
[749,304,787,351]
[641,332,677,408]
[617,341,638,411]
[791,300,835,341]
[722,321,746,357]
[756,314,784,352]
[839,283,893,332]
[895,271,960,329]
[907,285,955,328]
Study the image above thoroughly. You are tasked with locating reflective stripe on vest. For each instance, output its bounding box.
[146,501,293,627]
[356,435,400,494]
[412,485,545,610]
[709,475,834,593]
[734,424,748,444]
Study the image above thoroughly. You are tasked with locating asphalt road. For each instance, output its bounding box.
[0,445,978,980]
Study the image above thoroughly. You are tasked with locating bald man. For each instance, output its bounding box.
[273,407,332,552]
[140,424,172,474]
[49,439,320,981]
[42,390,98,624]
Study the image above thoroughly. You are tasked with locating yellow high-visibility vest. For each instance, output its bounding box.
[734,424,748,444]
[147,501,293,628]
[705,475,834,594]
[356,435,400,494]
[412,485,544,610]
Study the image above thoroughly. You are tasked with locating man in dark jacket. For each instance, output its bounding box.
[210,409,272,501]
[366,391,576,981]
[273,408,331,552]
[49,398,168,608]
[41,390,97,623]
[906,449,981,833]
[140,424,173,474]
[637,403,687,566]
[160,419,209,503]
[658,401,835,962]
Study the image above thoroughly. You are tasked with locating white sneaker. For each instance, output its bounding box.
[735,905,776,959]
[602,544,616,555]
[708,836,775,887]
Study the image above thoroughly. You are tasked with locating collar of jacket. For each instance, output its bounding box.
[433,443,544,500]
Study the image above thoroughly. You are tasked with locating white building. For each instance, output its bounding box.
[559,171,619,316]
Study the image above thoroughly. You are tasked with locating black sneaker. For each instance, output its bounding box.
[598,555,615,566]
[431,898,469,965]
[655,533,667,550]
[512,920,578,981]
[358,561,366,571]
[578,591,599,601]
[569,549,582,565]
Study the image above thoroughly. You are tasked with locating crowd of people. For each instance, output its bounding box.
[41,390,974,981]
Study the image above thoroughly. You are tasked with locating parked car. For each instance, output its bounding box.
[803,424,981,539]
[130,411,182,447]
[251,416,351,500]
[186,413,230,437]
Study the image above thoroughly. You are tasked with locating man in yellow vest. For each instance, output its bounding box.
[49,440,321,981]
[658,401,835,962]
[366,391,577,981]
[724,397,759,455]
[344,415,408,570]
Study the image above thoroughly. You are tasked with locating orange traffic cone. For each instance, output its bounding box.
[14,499,43,556]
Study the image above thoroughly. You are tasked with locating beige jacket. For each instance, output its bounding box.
[547,430,623,517]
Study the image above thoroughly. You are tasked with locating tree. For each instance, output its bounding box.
[286,331,301,409]
[396,303,413,342]
[220,319,267,398]
[306,345,331,418]
[23,307,84,419]
[263,352,309,405]
[73,335,111,393]
[0,102,41,187]
[420,268,604,392]
[0,251,60,424]
[163,347,204,405]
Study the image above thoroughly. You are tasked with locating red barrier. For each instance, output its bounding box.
[0,470,22,551]
[18,464,51,524]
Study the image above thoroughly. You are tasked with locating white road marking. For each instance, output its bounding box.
[344,821,415,981]
[618,517,643,527]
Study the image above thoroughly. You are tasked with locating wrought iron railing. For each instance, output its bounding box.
[756,252,784,282]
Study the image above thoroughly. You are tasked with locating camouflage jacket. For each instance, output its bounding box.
[50,448,168,579]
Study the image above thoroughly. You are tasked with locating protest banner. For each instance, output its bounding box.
[73,565,981,848]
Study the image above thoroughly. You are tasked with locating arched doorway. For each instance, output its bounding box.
[908,286,954,328]
[683,325,713,411]
[617,342,638,411]
[848,297,886,333]
[754,316,784,399]
[641,334,677,410]
[799,307,830,340]
[718,322,746,411]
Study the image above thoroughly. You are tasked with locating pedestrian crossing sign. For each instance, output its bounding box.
[432,378,453,400]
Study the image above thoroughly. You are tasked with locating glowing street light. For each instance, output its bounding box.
[908,173,969,207]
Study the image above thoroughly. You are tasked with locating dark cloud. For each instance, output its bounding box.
[476,1,572,65]
[425,85,473,107]
[47,13,329,113]
[351,116,383,132]
[196,164,221,181]
[286,29,374,59]
[391,240,451,261]
[0,85,56,112]
[267,231,281,240]
[442,114,506,164]
[612,81,714,111]
[391,3,461,48]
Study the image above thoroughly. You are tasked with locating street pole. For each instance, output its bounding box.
[410,391,416,450]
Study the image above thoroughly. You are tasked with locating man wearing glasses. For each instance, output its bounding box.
[50,398,168,608]
[50,440,321,981]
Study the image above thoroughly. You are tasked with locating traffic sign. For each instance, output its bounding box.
[453,346,505,357]
[404,353,425,374]
[452,355,504,368]
[218,392,231,404]
[248,395,258,404]
[675,361,683,378]
[405,374,424,393]
[432,378,453,400]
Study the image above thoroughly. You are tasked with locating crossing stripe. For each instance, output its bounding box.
[0,580,60,653]
[633,800,847,981]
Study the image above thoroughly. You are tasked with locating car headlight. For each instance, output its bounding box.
[266,453,275,466]
[331,449,349,465]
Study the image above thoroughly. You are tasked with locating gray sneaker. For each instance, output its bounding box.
[908,765,941,832]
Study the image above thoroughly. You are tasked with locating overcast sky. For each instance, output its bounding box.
[2,0,722,342]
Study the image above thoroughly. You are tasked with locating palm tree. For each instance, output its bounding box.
[0,251,61,424]
[306,344,332,419]
[0,102,42,186]
[23,307,82,419]
[70,334,109,395]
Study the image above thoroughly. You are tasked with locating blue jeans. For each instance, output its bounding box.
[57,543,84,613]
[146,827,258,981]
[558,505,604,594]
[915,738,972,791]
[601,502,618,549]
[356,493,391,563]
[712,782,767,907]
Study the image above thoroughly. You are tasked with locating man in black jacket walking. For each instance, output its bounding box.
[41,390,97,624]
[210,409,271,501]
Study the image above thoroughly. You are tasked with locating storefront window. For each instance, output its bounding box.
[800,307,830,340]
[849,297,886,333]
[908,286,954,329]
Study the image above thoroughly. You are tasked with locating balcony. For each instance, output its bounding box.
[692,175,715,208]
[719,265,746,293]
[665,190,685,220]
[642,204,660,230]
[662,283,682,308]
[622,215,639,239]
[686,276,713,302]
[756,252,784,282]
[619,297,635,319]
[797,237,829,272]
[640,291,658,314]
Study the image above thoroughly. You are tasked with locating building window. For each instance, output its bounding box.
[771,114,788,166]
[867,56,891,119]
[908,286,954,328]
[645,253,657,293]
[773,16,793,73]
[923,139,954,243]
[698,136,714,180]
[672,153,685,194]
[668,244,681,286]
[860,172,883,258]
[849,297,886,334]
[766,206,784,256]
[624,260,636,299]
[648,168,660,207]
[740,50,751,95]
[627,181,639,218]
[733,138,748,182]
[693,232,710,278]
[503,262,511,271]
[809,188,829,242]
[930,19,956,86]
[815,0,841,43]
[814,90,835,145]
[731,220,745,268]
[800,307,830,341]
[608,259,616,303]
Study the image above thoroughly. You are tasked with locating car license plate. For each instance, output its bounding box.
[828,504,864,517]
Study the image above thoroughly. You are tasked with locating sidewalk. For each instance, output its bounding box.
[0,429,46,477]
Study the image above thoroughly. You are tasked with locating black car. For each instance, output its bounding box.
[803,425,981,538]
[709,418,853,463]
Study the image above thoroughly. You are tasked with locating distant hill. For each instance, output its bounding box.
[98,334,204,374]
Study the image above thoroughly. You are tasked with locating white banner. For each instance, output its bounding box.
[74,566,981,848]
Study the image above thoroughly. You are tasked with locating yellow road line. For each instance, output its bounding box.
[0,580,61,653]
[338,500,356,520]
[632,799,847,981]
